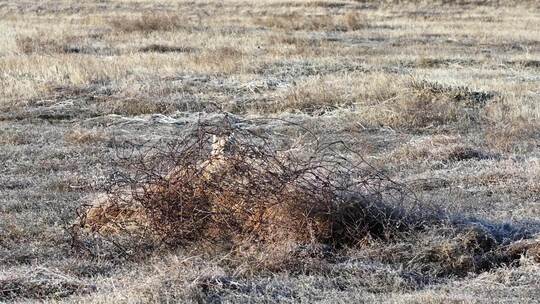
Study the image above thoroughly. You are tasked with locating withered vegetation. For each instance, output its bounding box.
[74,116,427,252]
[2,0,540,302]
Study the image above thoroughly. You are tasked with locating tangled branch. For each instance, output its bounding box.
[73,115,429,254]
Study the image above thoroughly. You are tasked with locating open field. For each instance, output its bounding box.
[1,0,540,303]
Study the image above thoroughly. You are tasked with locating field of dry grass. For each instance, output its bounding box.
[1,0,540,303]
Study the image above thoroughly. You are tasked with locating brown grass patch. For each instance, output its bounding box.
[99,98,179,116]
[263,75,494,129]
[255,12,367,32]
[65,128,108,145]
[484,121,540,153]
[15,34,111,55]
[189,47,246,74]
[16,35,74,55]
[109,14,185,33]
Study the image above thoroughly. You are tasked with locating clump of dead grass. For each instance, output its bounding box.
[365,79,493,129]
[65,128,108,145]
[255,12,367,32]
[363,224,540,278]
[139,44,197,53]
[0,130,30,145]
[109,14,184,33]
[263,75,493,129]
[15,34,111,55]
[16,35,74,55]
[73,116,427,254]
[99,98,180,116]
[189,46,246,74]
[483,121,540,153]
[0,268,94,301]
[390,135,490,164]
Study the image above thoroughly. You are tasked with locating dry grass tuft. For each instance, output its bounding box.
[365,225,538,278]
[189,46,246,74]
[0,130,30,145]
[484,122,540,153]
[0,268,94,301]
[390,135,490,164]
[100,98,179,116]
[16,35,73,55]
[3,1,540,301]
[139,44,197,53]
[15,34,109,55]
[65,128,108,145]
[109,14,184,33]
[255,12,367,32]
[266,75,493,129]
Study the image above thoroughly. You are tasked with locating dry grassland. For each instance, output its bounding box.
[0,0,539,303]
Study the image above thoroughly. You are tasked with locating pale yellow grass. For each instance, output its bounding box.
[1,1,540,301]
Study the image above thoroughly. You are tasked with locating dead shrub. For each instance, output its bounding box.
[109,14,184,33]
[73,115,428,254]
